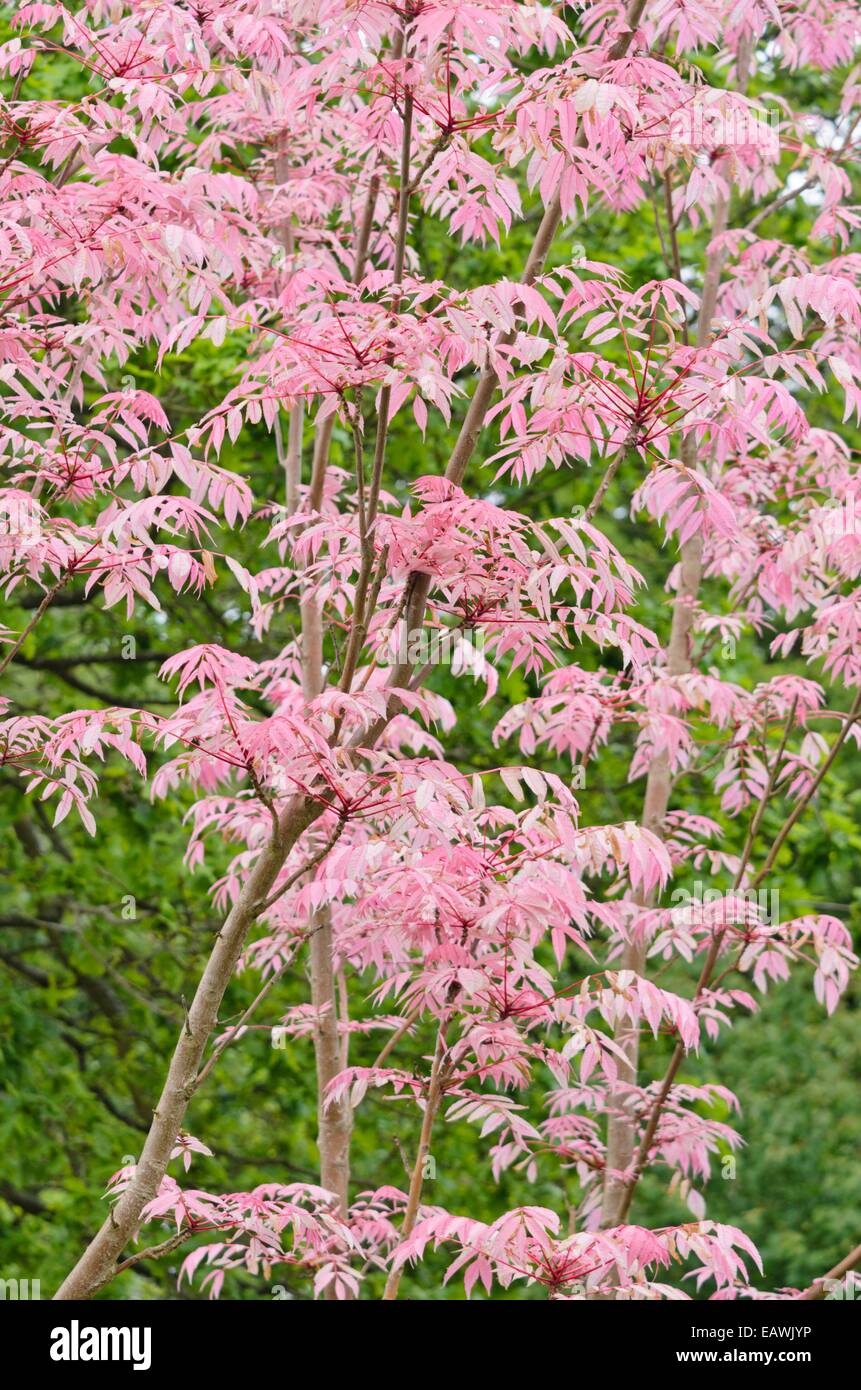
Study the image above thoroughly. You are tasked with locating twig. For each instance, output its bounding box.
[796,1241,861,1300]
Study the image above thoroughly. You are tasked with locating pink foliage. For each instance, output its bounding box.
[3,0,860,1301]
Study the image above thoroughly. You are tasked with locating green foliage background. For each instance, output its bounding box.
[0,9,859,1299]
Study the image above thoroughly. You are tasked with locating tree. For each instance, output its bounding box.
[1,0,860,1301]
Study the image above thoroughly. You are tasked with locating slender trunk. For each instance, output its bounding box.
[54,794,321,1299]
[600,38,753,1232]
[382,1015,450,1300]
[301,546,353,1234]
[302,45,415,1240]
[599,532,704,1227]
[310,912,352,1217]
